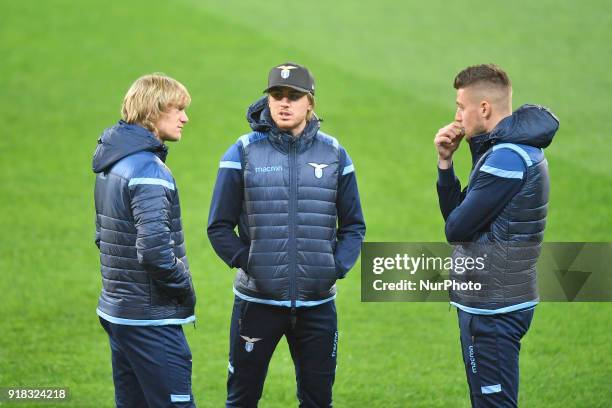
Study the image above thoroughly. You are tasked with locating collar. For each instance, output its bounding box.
[268,115,320,152]
[468,132,494,166]
[155,143,169,162]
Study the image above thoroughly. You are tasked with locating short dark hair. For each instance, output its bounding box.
[453,64,511,90]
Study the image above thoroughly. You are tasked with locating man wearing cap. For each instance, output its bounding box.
[208,62,366,407]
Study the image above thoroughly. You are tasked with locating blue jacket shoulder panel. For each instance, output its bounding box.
[219,140,244,170]
[339,146,354,176]
[222,141,242,162]
[239,131,267,148]
[517,143,545,165]
[315,131,340,150]
[491,143,544,168]
[219,132,270,170]
[315,131,354,176]
[480,147,527,180]
[111,151,174,188]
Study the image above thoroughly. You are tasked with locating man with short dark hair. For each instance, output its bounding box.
[208,62,366,407]
[93,74,197,407]
[434,64,559,407]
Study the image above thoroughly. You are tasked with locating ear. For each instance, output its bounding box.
[480,100,492,119]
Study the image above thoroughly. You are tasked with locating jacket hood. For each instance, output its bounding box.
[490,104,559,148]
[247,96,275,132]
[92,121,167,173]
[246,96,321,142]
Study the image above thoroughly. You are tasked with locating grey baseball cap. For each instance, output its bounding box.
[264,62,315,95]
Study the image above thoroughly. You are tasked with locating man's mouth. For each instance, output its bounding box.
[279,111,292,119]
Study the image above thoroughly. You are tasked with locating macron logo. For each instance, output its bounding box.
[255,165,283,173]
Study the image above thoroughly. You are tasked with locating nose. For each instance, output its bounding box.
[181,112,189,123]
[454,108,462,122]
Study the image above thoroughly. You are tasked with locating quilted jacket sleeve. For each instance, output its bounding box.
[207,142,250,271]
[335,147,366,278]
[95,214,101,249]
[129,181,192,298]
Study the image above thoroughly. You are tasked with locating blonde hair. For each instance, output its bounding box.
[121,73,191,132]
[306,93,316,121]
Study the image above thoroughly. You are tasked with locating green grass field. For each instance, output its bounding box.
[1,0,611,406]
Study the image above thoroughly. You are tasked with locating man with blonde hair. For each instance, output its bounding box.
[93,73,197,407]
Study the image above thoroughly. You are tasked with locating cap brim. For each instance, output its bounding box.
[263,84,312,94]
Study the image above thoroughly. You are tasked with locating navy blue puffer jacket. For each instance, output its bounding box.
[208,97,366,307]
[450,105,559,313]
[93,121,195,325]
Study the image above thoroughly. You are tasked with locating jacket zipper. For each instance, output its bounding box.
[288,141,298,309]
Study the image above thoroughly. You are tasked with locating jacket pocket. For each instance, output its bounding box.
[178,278,196,308]
[150,280,182,307]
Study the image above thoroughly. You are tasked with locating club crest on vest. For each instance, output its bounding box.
[308,162,329,179]
[240,335,262,352]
